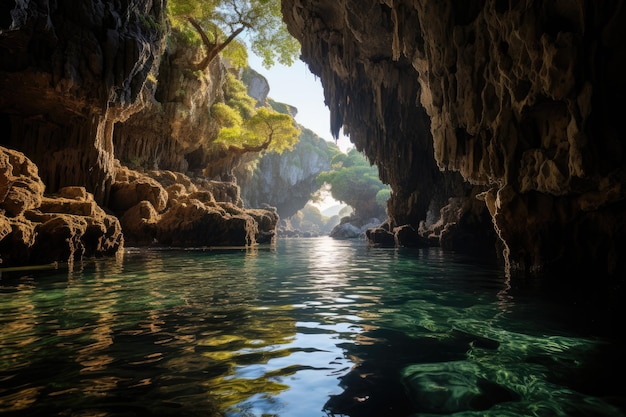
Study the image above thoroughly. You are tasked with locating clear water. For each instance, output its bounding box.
[0,237,624,417]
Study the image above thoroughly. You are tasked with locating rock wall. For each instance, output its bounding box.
[1,146,123,266]
[281,0,626,279]
[0,1,281,267]
[238,127,341,219]
[112,29,227,177]
[111,165,278,247]
[0,0,167,205]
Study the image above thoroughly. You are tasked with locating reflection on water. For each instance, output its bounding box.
[0,237,625,417]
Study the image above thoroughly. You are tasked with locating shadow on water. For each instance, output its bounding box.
[323,327,515,417]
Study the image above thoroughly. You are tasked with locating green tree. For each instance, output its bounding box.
[212,74,300,155]
[168,0,300,70]
[317,149,390,219]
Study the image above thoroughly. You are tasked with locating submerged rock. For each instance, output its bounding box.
[402,361,519,414]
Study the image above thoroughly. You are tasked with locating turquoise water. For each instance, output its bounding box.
[0,237,624,417]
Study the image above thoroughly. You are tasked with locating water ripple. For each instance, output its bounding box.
[0,237,623,417]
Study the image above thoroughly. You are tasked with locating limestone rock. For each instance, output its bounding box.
[0,216,37,266]
[244,67,270,104]
[119,201,160,246]
[0,147,123,267]
[282,0,626,278]
[246,207,280,244]
[112,163,278,247]
[110,174,168,213]
[329,223,361,239]
[0,0,168,204]
[366,227,395,247]
[0,146,45,217]
[238,128,340,218]
[156,200,256,247]
[394,224,430,248]
[112,29,226,177]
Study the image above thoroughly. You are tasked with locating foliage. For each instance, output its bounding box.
[376,189,391,209]
[212,73,300,154]
[246,107,300,153]
[211,102,243,127]
[300,204,325,226]
[167,0,300,69]
[222,73,257,119]
[317,149,390,218]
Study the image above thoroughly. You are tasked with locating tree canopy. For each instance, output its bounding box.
[317,149,390,219]
[211,73,300,155]
[167,0,301,69]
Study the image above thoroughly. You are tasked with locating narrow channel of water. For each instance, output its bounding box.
[0,237,624,416]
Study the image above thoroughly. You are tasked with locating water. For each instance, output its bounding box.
[0,237,624,417]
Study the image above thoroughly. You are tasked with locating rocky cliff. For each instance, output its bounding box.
[1,0,168,204]
[236,68,340,222]
[281,0,626,280]
[238,127,341,219]
[0,1,281,267]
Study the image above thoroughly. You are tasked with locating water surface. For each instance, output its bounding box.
[0,237,624,416]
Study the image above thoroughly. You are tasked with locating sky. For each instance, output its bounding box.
[247,54,353,154]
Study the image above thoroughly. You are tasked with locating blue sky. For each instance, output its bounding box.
[247,54,353,154]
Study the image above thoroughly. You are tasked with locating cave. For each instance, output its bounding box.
[2,2,626,416]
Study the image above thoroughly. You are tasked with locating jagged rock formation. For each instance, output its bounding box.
[112,29,228,178]
[0,1,281,266]
[236,68,338,220]
[243,67,271,104]
[1,146,123,266]
[238,127,341,219]
[111,164,278,246]
[0,0,168,205]
[282,0,626,280]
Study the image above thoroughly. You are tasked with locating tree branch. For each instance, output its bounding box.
[227,135,272,155]
[187,17,247,71]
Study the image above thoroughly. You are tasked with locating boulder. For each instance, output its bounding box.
[330,223,362,239]
[156,200,257,247]
[0,147,45,217]
[0,147,123,267]
[119,201,160,246]
[366,227,396,247]
[109,176,168,213]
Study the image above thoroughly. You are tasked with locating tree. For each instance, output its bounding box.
[211,74,300,155]
[168,0,301,70]
[317,149,390,219]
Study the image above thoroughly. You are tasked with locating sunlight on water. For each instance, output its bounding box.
[0,237,624,417]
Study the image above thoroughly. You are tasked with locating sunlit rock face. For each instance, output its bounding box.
[111,165,278,247]
[238,128,340,219]
[281,0,626,278]
[112,29,229,179]
[237,68,340,219]
[0,0,167,205]
[1,146,123,266]
[0,2,280,265]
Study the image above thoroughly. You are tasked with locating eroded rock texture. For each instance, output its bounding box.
[0,1,281,266]
[111,164,278,247]
[1,146,123,266]
[0,0,167,205]
[238,127,340,219]
[282,0,626,279]
[112,29,228,178]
